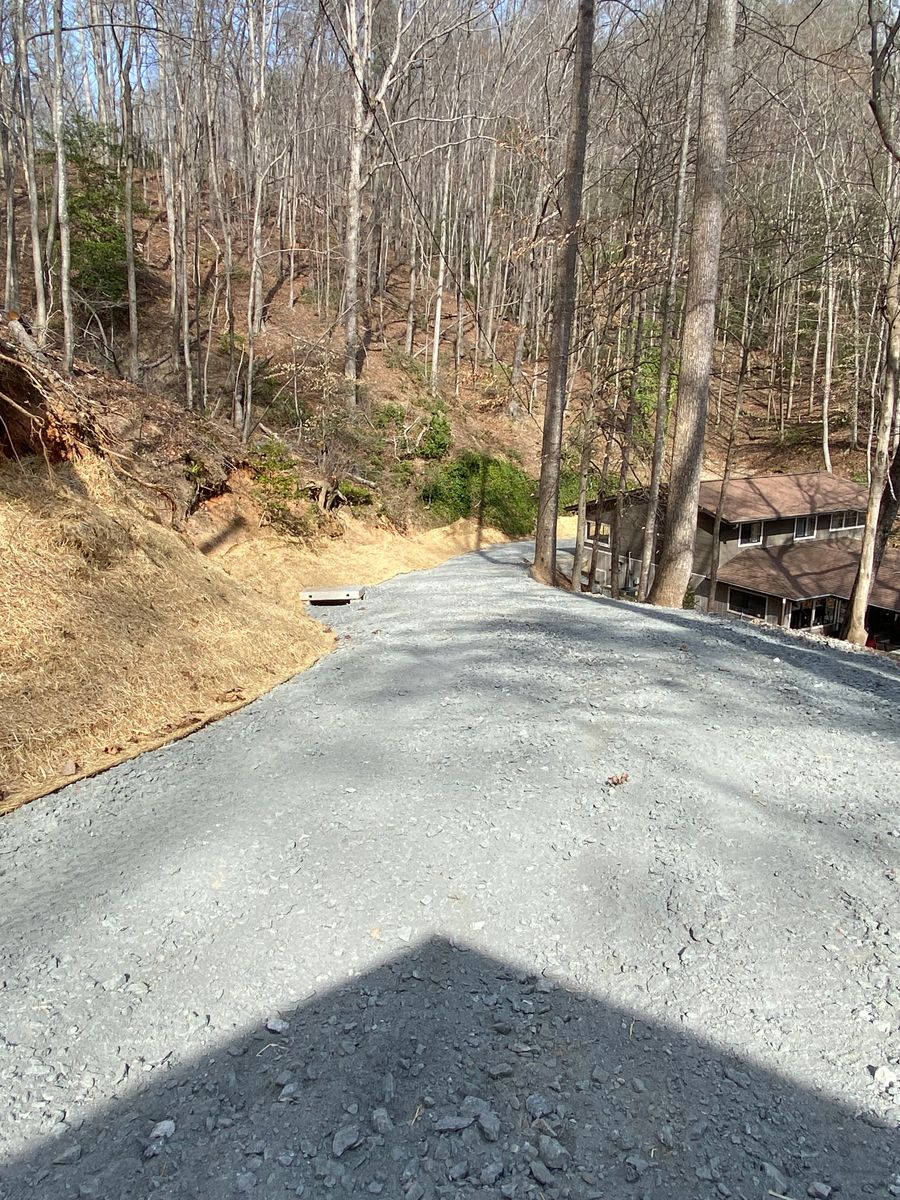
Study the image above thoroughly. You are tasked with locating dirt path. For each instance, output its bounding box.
[1,543,898,1199]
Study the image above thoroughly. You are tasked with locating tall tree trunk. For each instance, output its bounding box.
[1,118,19,311]
[121,5,140,382]
[52,0,74,373]
[15,0,47,342]
[638,54,696,600]
[610,298,645,599]
[570,393,596,592]
[430,149,452,392]
[842,243,900,643]
[648,0,737,607]
[343,57,368,404]
[532,0,595,585]
[821,249,836,472]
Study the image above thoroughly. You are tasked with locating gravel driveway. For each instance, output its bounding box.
[1,542,898,1200]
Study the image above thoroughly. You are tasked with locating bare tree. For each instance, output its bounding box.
[649,0,737,607]
[841,0,900,645]
[532,0,595,585]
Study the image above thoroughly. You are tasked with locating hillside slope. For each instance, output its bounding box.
[0,341,503,812]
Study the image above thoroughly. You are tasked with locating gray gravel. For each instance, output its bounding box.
[1,541,899,1199]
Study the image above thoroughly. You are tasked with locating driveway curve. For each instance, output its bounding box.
[1,542,898,1199]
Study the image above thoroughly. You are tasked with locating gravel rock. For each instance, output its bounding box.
[624,1156,649,1183]
[538,1134,568,1170]
[481,1159,504,1185]
[434,1115,474,1132]
[873,1065,898,1090]
[530,1159,556,1186]
[477,1110,501,1142]
[51,1143,82,1166]
[525,1093,554,1119]
[371,1108,394,1134]
[332,1126,361,1158]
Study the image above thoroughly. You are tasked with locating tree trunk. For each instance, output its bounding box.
[532,0,595,585]
[15,0,47,343]
[121,6,140,382]
[343,61,367,404]
[52,0,74,373]
[821,250,836,473]
[638,54,696,600]
[570,394,595,592]
[842,243,900,644]
[648,0,737,607]
[610,298,645,599]
[1,118,19,311]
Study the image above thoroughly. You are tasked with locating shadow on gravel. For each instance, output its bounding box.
[477,544,899,707]
[1,936,894,1200]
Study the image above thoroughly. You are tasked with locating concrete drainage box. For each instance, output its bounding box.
[299,587,366,606]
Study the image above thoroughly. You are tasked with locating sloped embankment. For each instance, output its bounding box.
[0,450,332,813]
[0,338,506,813]
[0,338,333,812]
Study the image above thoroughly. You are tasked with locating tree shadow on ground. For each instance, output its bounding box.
[471,542,900,717]
[1,936,894,1200]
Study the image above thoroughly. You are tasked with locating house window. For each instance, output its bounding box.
[591,522,610,546]
[738,521,763,546]
[790,597,828,630]
[794,515,816,540]
[830,510,865,531]
[727,587,767,620]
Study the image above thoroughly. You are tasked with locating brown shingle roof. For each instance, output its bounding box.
[717,538,900,611]
[697,472,869,523]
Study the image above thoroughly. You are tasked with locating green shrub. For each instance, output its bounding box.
[421,451,536,537]
[340,479,373,505]
[780,421,819,448]
[249,437,305,500]
[60,115,136,309]
[261,499,317,539]
[418,408,451,460]
[372,402,406,431]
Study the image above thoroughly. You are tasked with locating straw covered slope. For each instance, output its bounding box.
[0,336,508,813]
[0,339,332,812]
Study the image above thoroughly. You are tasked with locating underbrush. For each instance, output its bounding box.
[421,451,536,537]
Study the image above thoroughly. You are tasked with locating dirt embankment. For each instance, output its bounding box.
[0,451,333,814]
[0,341,504,815]
[188,479,505,604]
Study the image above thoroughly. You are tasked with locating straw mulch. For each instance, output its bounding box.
[0,452,331,814]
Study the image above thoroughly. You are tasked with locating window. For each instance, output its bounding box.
[830,510,865,531]
[790,597,828,630]
[738,521,763,546]
[727,587,767,620]
[794,515,816,540]
[591,521,610,546]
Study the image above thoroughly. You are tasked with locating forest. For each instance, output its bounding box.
[0,0,899,641]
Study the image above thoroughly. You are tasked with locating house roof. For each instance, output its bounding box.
[717,537,900,612]
[697,472,869,523]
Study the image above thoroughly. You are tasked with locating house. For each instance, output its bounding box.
[579,471,900,646]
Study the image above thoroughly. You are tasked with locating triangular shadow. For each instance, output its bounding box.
[2,936,894,1198]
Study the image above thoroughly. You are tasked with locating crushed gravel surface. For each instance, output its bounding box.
[1,541,898,1200]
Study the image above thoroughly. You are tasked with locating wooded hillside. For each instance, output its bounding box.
[1,0,899,630]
